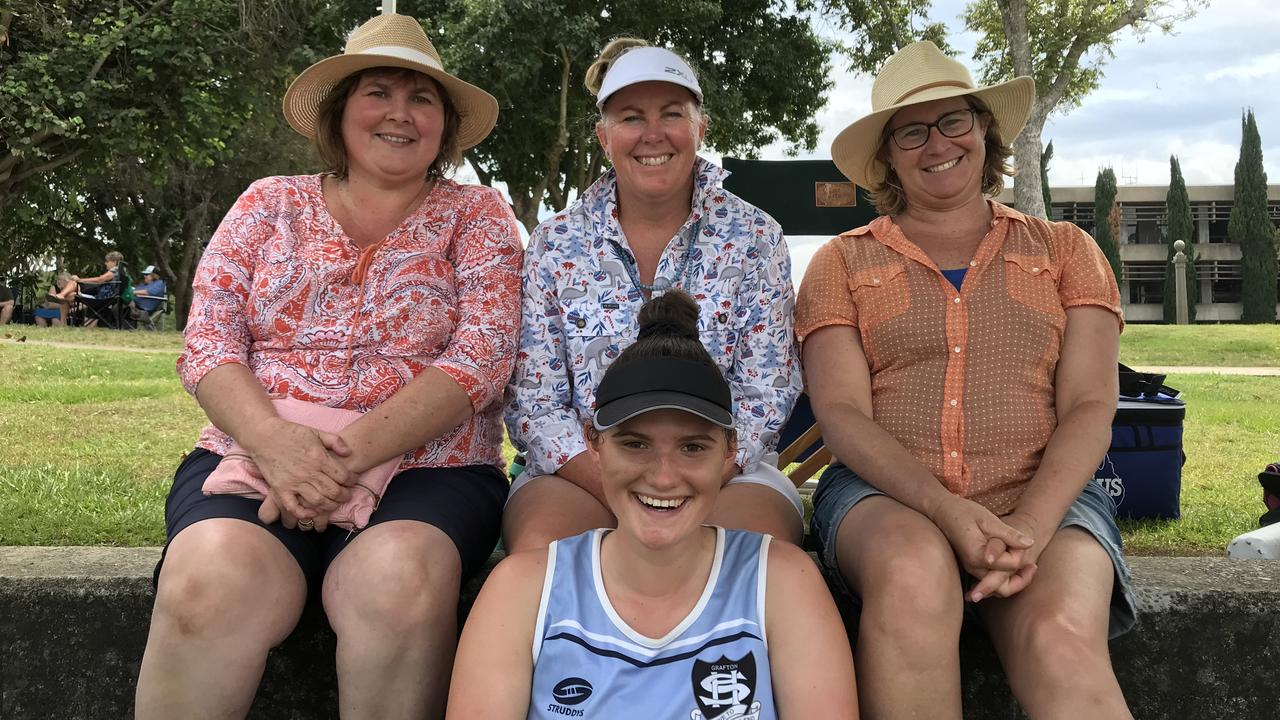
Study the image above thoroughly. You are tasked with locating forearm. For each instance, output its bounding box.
[819,398,955,521]
[1013,399,1115,533]
[338,367,473,473]
[194,363,278,452]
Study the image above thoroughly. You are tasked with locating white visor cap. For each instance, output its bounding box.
[595,47,703,110]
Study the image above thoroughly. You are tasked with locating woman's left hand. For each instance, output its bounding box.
[968,511,1044,601]
[258,495,332,532]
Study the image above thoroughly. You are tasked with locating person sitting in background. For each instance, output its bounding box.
[34,272,78,327]
[73,250,125,328]
[0,280,13,325]
[131,265,167,322]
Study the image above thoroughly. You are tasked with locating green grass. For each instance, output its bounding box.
[0,327,1276,552]
[1119,324,1280,367]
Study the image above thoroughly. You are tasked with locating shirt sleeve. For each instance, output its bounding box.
[431,187,525,412]
[729,218,801,471]
[795,238,858,342]
[176,180,272,396]
[1054,222,1125,330]
[503,220,588,477]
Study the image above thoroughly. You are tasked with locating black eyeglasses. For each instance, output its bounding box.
[887,109,979,150]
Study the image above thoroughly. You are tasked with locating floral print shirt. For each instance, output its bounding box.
[505,158,800,476]
[178,174,523,470]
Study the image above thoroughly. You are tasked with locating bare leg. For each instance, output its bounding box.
[834,496,965,720]
[136,519,307,719]
[501,474,615,553]
[323,520,462,719]
[705,482,803,544]
[976,528,1132,719]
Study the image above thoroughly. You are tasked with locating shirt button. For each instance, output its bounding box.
[953,297,961,304]
[873,278,881,284]
[1032,266,1040,273]
[950,399,958,407]
[969,260,977,267]
[950,451,958,458]
[953,346,961,353]
[575,318,586,329]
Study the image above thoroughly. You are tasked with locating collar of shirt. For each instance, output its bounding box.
[845,200,1031,272]
[582,156,729,262]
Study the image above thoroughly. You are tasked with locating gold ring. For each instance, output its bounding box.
[298,519,315,530]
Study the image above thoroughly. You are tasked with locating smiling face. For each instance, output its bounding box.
[587,408,734,550]
[596,81,707,211]
[883,96,990,212]
[340,70,446,186]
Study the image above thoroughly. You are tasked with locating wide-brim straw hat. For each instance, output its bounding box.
[282,13,498,150]
[831,41,1035,189]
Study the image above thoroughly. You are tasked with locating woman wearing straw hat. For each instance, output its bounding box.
[796,42,1134,718]
[452,291,856,718]
[503,39,805,553]
[136,14,521,718]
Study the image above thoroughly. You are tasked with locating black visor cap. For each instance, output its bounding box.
[592,356,733,430]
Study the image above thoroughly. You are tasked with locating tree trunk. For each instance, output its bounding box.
[1012,107,1048,219]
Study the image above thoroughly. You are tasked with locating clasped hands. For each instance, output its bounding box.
[237,416,357,532]
[929,494,1042,603]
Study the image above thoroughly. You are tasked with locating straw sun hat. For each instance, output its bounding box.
[282,13,498,150]
[831,41,1035,189]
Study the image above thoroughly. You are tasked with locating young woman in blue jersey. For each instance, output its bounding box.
[449,290,857,719]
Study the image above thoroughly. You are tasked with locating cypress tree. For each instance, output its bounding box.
[1040,140,1055,217]
[1231,110,1277,323]
[1163,156,1198,322]
[1093,168,1123,282]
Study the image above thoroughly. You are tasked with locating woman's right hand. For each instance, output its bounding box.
[240,417,354,520]
[928,493,1033,579]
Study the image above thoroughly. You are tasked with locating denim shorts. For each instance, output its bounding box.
[810,462,1137,639]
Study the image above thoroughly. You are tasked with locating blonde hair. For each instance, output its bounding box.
[105,251,123,263]
[313,68,462,179]
[868,95,1014,216]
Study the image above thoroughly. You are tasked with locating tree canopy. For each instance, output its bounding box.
[1093,167,1122,282]
[1163,155,1197,323]
[1231,110,1277,323]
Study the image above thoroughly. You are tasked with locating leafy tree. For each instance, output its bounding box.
[1093,167,1122,282]
[1231,110,1277,323]
[1040,139,1053,216]
[818,1,1203,219]
[1162,155,1197,322]
[433,0,834,230]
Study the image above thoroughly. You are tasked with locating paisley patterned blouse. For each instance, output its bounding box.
[178,174,523,469]
[504,158,801,476]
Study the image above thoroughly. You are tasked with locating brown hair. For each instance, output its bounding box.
[868,95,1014,216]
[312,68,462,179]
[597,290,735,442]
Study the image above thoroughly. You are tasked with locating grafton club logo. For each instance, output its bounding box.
[689,653,762,720]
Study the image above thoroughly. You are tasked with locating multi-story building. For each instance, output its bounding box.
[999,185,1280,321]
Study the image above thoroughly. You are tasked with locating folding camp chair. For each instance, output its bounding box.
[131,295,169,330]
[75,264,133,329]
[775,393,831,488]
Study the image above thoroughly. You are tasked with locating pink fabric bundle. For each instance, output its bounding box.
[202,397,401,531]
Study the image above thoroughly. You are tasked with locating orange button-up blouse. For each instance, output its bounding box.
[795,202,1123,514]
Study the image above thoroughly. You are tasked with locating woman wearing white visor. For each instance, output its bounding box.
[504,40,804,551]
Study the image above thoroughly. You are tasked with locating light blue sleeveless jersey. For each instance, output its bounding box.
[528,527,776,720]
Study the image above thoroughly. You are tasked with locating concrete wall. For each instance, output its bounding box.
[2,547,1277,719]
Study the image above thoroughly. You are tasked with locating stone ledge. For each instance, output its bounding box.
[2,548,1277,719]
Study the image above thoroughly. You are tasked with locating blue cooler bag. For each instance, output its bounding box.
[1093,393,1186,520]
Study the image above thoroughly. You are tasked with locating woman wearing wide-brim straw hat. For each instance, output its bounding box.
[797,41,1135,718]
[136,13,522,718]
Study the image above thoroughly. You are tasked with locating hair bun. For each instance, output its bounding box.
[636,290,700,341]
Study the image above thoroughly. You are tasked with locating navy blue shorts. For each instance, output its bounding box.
[811,462,1137,639]
[156,448,507,594]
